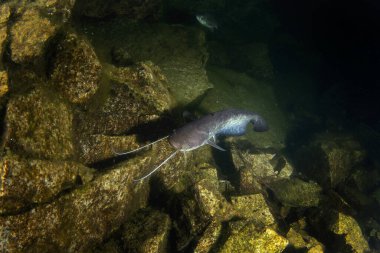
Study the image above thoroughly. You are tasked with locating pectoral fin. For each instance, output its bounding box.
[207,139,226,151]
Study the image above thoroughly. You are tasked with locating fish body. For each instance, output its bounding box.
[169,109,268,151]
[115,108,268,181]
[196,14,218,31]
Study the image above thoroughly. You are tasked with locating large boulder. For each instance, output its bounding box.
[74,62,173,164]
[0,153,94,214]
[79,21,212,106]
[50,32,102,104]
[0,156,150,253]
[295,133,366,188]
[4,87,75,160]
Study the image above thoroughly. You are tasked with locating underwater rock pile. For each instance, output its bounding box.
[0,0,378,252]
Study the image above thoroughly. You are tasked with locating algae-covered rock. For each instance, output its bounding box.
[0,4,10,64]
[268,178,323,207]
[106,62,172,113]
[310,209,369,253]
[51,32,102,104]
[295,133,366,188]
[194,179,236,222]
[231,144,294,194]
[83,21,212,105]
[287,227,324,253]
[122,209,171,253]
[0,153,94,214]
[231,194,276,227]
[0,70,8,98]
[122,24,211,105]
[220,221,288,253]
[10,8,57,64]
[5,87,75,160]
[75,62,173,164]
[194,221,222,253]
[0,155,150,253]
[329,212,370,253]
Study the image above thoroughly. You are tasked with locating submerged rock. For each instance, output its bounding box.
[0,153,94,215]
[75,62,173,164]
[295,133,366,188]
[122,209,171,253]
[268,178,323,207]
[310,209,369,253]
[5,87,75,160]
[51,32,102,104]
[286,226,324,253]
[220,221,288,253]
[230,194,276,227]
[231,143,293,194]
[0,156,150,253]
[0,70,8,98]
[194,221,222,253]
[0,4,10,63]
[10,8,57,64]
[84,22,212,105]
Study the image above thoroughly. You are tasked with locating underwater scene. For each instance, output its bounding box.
[0,0,379,252]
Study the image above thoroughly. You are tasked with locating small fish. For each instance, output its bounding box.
[196,14,218,31]
[114,109,268,181]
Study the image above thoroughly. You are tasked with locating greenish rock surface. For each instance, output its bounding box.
[0,153,94,214]
[5,87,75,160]
[122,209,171,253]
[231,143,294,194]
[220,221,288,253]
[79,21,212,105]
[329,212,370,253]
[0,156,150,253]
[194,221,222,253]
[10,8,57,64]
[0,4,10,65]
[74,61,173,164]
[230,194,276,226]
[310,209,369,253]
[286,226,324,253]
[295,133,366,188]
[200,66,288,149]
[0,70,8,98]
[268,178,322,207]
[114,23,211,106]
[51,32,102,104]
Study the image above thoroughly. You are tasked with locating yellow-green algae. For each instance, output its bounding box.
[220,221,288,253]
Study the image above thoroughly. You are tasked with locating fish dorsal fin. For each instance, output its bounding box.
[206,139,226,151]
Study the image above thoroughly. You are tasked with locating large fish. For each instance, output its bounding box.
[114,109,268,181]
